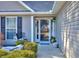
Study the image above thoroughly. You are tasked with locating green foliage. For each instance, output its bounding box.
[24,42,38,53]
[1,40,38,58]
[53,17,56,20]
[16,39,28,45]
[51,36,56,43]
[51,17,56,22]
[1,50,36,58]
[0,49,9,57]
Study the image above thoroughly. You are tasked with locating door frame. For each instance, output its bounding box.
[5,16,17,40]
[35,18,51,44]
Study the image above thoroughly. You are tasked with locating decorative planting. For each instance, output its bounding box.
[51,36,56,43]
[24,42,38,53]
[0,49,9,57]
[1,50,36,58]
[0,39,38,58]
[16,39,28,45]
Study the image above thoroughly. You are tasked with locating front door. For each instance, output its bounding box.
[5,16,17,40]
[35,19,51,44]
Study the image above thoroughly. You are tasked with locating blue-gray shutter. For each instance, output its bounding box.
[1,16,5,40]
[17,16,22,39]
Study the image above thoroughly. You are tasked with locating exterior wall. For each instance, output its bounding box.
[56,7,65,56]
[0,16,31,45]
[0,1,27,11]
[56,1,79,58]
[22,16,31,41]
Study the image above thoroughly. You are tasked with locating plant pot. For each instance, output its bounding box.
[52,42,58,48]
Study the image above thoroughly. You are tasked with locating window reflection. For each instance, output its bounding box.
[6,17,16,40]
[40,20,49,41]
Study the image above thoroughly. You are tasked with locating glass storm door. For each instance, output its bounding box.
[35,19,51,44]
[40,20,50,43]
[5,16,17,40]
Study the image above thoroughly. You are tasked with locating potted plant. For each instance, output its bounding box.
[51,36,58,48]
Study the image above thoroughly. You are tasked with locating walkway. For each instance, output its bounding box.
[37,44,64,58]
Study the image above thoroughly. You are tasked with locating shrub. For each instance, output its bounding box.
[0,49,9,57]
[1,50,36,58]
[24,42,38,53]
[16,39,28,45]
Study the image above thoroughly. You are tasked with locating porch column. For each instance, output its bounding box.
[49,20,51,43]
[52,21,54,37]
[53,22,55,36]
[31,16,34,42]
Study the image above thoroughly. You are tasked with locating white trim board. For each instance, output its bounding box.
[18,1,34,12]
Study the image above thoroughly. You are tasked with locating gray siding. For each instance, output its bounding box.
[56,1,79,58]
[0,1,27,11]
[22,16,31,41]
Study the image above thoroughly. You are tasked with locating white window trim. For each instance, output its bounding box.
[5,16,17,40]
[18,1,34,12]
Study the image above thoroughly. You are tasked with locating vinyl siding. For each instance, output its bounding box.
[56,1,79,58]
[22,16,31,41]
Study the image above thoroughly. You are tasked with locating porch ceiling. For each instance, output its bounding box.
[23,1,54,12]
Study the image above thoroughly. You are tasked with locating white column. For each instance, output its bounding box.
[39,20,40,42]
[49,20,51,43]
[52,21,54,36]
[53,22,55,36]
[31,16,34,42]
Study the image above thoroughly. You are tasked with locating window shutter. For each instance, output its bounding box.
[1,16,5,40]
[17,16,22,39]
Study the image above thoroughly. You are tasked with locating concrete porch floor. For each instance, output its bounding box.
[37,44,64,58]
